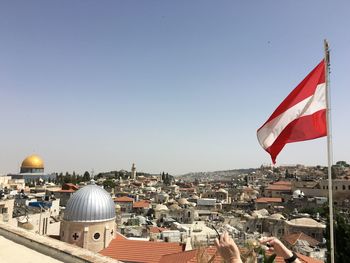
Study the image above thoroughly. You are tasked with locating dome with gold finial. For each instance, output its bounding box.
[20,154,44,173]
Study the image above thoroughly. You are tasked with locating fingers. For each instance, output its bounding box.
[260,237,279,249]
[214,238,220,248]
[217,232,232,247]
[259,237,275,244]
[220,232,225,242]
[223,231,229,243]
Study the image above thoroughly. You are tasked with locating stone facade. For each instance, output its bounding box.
[60,219,116,253]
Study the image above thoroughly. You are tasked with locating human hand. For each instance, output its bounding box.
[214,232,242,263]
[260,237,299,262]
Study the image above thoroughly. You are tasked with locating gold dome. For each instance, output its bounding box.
[21,155,44,169]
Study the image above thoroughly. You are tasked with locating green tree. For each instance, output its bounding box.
[83,171,90,181]
[325,210,350,263]
[335,161,349,167]
[103,179,116,189]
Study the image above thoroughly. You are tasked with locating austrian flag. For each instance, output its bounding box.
[257,60,327,164]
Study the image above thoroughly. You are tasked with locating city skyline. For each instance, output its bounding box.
[1,1,349,175]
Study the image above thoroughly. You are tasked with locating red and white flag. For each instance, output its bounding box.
[257,60,327,164]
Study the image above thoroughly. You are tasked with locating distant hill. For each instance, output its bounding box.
[176,168,257,181]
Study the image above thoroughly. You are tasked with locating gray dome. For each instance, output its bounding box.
[64,184,116,222]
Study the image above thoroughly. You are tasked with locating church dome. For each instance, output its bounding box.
[21,155,44,169]
[64,184,116,222]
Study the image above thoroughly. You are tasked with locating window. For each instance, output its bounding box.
[343,185,346,190]
[72,232,80,241]
[93,232,100,240]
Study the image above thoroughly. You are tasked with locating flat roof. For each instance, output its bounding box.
[0,235,64,263]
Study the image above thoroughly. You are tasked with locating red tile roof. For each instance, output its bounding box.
[133,200,151,208]
[62,183,79,191]
[100,236,184,263]
[114,196,134,202]
[159,246,322,263]
[273,181,292,186]
[297,253,323,263]
[266,184,292,191]
[159,246,323,263]
[159,249,201,263]
[266,181,292,191]
[283,232,320,247]
[159,246,222,263]
[255,197,283,203]
[102,233,322,263]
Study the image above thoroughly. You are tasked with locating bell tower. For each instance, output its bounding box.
[131,163,136,180]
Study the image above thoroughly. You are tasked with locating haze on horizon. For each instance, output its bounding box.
[1,1,349,176]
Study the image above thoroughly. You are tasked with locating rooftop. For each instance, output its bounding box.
[0,235,63,263]
[266,184,292,191]
[149,226,168,234]
[255,197,283,203]
[159,245,322,263]
[133,200,151,208]
[286,218,326,228]
[100,233,184,263]
[114,196,134,202]
[0,222,120,263]
[283,232,320,247]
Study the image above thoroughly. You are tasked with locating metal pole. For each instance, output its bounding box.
[324,39,335,263]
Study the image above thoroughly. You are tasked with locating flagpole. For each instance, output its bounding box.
[324,39,335,263]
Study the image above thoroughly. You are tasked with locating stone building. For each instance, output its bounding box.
[114,196,134,213]
[265,181,292,198]
[60,182,116,252]
[0,197,16,226]
[202,189,229,203]
[284,218,325,242]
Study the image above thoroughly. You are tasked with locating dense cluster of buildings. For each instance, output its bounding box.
[1,154,349,262]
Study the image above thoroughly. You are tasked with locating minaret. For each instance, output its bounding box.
[131,163,136,180]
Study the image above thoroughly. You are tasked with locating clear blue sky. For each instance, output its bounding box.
[0,0,349,175]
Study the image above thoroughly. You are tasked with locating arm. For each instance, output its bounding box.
[214,232,242,263]
[260,237,301,263]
